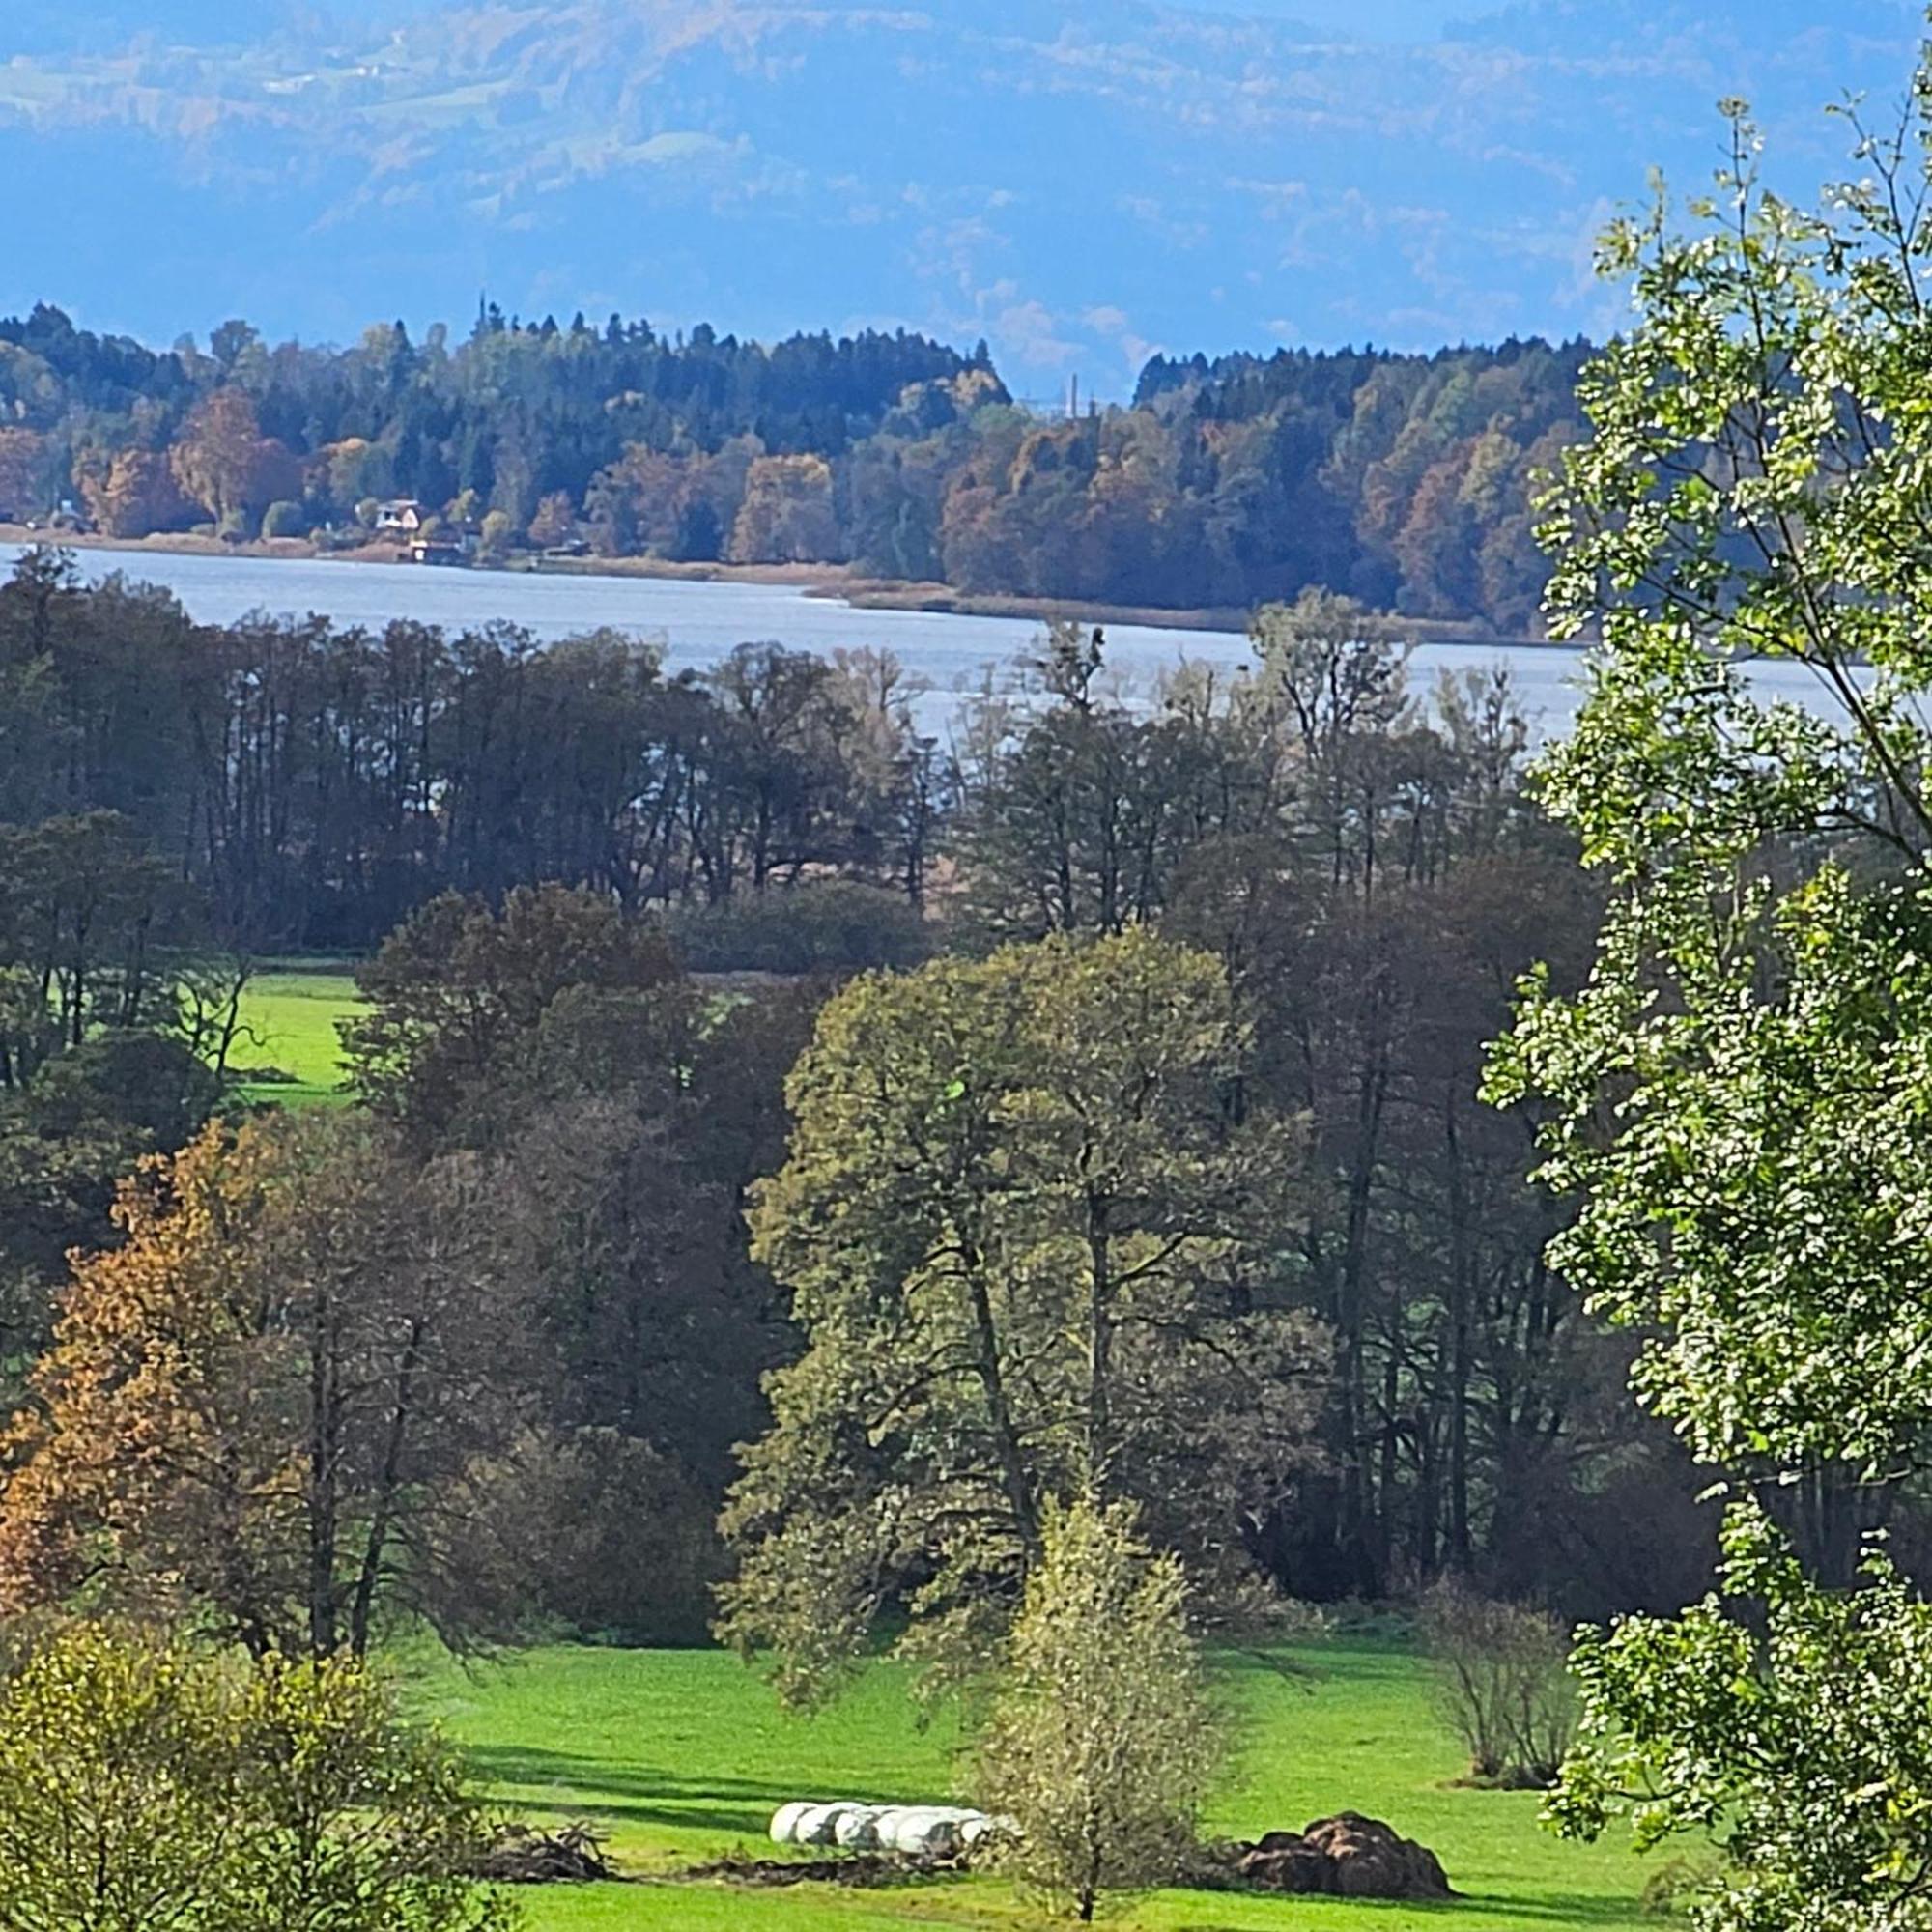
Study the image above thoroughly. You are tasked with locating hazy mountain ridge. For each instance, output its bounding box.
[0,0,1918,389]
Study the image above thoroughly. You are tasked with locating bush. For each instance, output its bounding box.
[976,1497,1224,1922]
[261,499,307,539]
[510,1429,726,1646]
[478,509,516,556]
[0,1624,515,1932]
[666,880,929,975]
[1418,1579,1576,1787]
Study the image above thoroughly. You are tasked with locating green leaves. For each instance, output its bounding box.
[975,1496,1224,1919]
[1494,34,1932,1928]
[1549,1500,1932,1931]
[0,1626,512,1932]
[719,929,1325,1707]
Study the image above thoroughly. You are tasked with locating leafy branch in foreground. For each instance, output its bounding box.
[1551,1500,1932,1932]
[1487,19,1932,1928]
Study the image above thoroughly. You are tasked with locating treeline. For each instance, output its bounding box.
[0,302,1587,628]
[0,553,1717,1648]
[0,550,946,951]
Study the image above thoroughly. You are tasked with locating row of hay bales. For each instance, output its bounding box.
[769,1800,1009,1856]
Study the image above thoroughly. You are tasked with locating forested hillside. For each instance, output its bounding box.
[0,304,1586,628]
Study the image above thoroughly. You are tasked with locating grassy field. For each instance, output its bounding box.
[231,965,366,1104]
[417,1639,1655,1932]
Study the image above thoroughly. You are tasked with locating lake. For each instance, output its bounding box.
[0,542,1846,738]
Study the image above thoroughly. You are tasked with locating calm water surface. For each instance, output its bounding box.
[0,543,1850,737]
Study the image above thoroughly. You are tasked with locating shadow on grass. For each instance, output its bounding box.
[468,1744,924,1835]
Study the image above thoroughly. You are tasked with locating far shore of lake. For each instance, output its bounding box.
[0,522,1549,648]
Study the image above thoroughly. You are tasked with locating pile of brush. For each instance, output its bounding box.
[470,1821,616,1884]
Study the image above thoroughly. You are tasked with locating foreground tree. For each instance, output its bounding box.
[0,1623,511,1932]
[975,1497,1223,1922]
[719,928,1326,1704]
[1550,1502,1932,1932]
[1486,49,1932,1926]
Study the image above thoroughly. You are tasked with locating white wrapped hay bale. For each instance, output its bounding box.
[878,1806,964,1856]
[792,1802,861,1846]
[769,1801,819,1845]
[833,1805,886,1849]
[767,1797,1004,1857]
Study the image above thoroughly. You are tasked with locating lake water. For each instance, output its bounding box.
[0,542,1849,738]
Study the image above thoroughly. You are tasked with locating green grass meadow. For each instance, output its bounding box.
[231,965,366,1104]
[418,1639,1654,1932]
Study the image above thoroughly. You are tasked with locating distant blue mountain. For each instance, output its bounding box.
[0,0,1919,392]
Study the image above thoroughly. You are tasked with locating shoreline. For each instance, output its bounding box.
[0,525,1547,646]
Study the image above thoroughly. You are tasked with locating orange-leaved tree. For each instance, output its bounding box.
[0,1113,537,1657]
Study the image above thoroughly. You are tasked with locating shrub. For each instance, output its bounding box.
[0,1624,515,1932]
[975,1497,1224,1922]
[261,499,307,539]
[1418,1578,1576,1787]
[508,1429,726,1646]
[666,880,929,974]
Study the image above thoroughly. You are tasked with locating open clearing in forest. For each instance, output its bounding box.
[231,965,365,1105]
[419,1637,1654,1932]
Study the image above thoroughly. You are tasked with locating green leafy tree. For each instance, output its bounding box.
[0,1624,242,1932]
[1550,1502,1932,1932]
[718,928,1326,1706]
[975,1495,1224,1923]
[0,1624,512,1932]
[1485,40,1932,1927]
[343,885,683,1144]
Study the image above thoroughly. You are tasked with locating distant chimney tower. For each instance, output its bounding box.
[1068,372,1078,420]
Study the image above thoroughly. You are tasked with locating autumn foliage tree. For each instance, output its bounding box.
[74,447,197,538]
[0,1113,536,1657]
[169,385,300,526]
[728,454,843,563]
[526,490,577,549]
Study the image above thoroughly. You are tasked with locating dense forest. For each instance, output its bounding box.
[0,550,1714,1645]
[0,303,1588,630]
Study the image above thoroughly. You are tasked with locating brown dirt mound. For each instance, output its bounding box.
[1220,1812,1454,1899]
